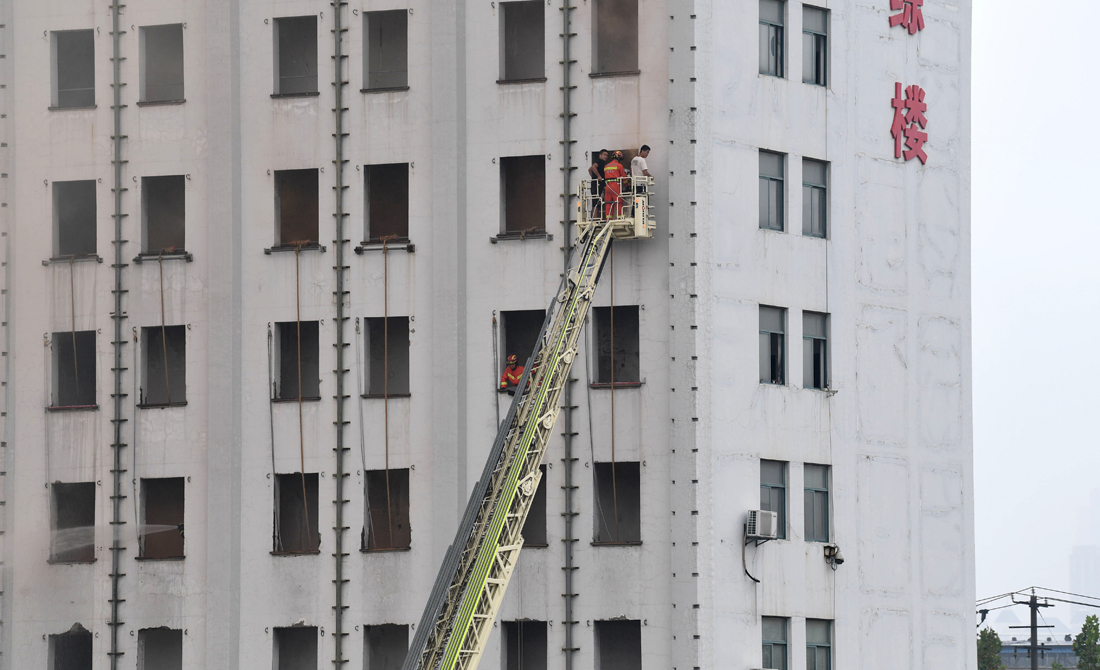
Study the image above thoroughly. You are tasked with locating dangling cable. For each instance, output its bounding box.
[268,322,281,551]
[382,234,395,547]
[69,257,79,393]
[294,243,313,550]
[355,317,374,548]
[158,251,171,405]
[609,246,619,541]
[585,318,611,540]
[131,327,140,547]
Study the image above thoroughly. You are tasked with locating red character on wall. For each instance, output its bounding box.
[890,82,928,165]
[889,0,925,34]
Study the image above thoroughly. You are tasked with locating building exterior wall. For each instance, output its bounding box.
[0,0,971,669]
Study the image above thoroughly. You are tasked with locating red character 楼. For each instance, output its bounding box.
[890,83,928,165]
[889,0,925,34]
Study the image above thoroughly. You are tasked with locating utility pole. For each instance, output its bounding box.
[1008,590,1054,670]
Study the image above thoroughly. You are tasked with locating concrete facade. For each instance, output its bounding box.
[0,0,973,669]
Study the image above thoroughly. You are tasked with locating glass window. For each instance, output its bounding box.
[140,24,185,102]
[52,30,95,108]
[760,460,787,540]
[760,151,785,231]
[762,616,788,670]
[806,619,832,670]
[760,305,785,385]
[802,158,827,237]
[802,311,827,389]
[274,16,318,95]
[594,0,639,74]
[364,10,409,90]
[501,1,545,81]
[804,464,829,542]
[802,6,827,86]
[759,0,784,77]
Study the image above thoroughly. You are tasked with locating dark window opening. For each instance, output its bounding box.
[142,175,186,253]
[52,30,95,108]
[364,10,408,90]
[593,0,638,74]
[365,164,410,241]
[275,473,319,554]
[760,460,787,540]
[500,2,545,81]
[141,24,184,102]
[53,330,97,408]
[503,621,548,670]
[759,306,785,385]
[275,169,319,247]
[142,325,186,406]
[593,306,640,384]
[803,464,829,543]
[275,321,320,400]
[365,468,411,550]
[501,310,545,385]
[759,0,784,77]
[759,151,784,231]
[500,156,546,235]
[762,616,788,670]
[274,17,318,95]
[274,626,318,670]
[49,623,93,670]
[54,180,97,258]
[521,465,547,546]
[802,7,827,86]
[138,628,183,670]
[366,317,410,396]
[802,158,827,238]
[594,620,641,670]
[593,461,640,544]
[51,482,95,563]
[802,311,827,390]
[364,624,409,670]
[141,478,185,559]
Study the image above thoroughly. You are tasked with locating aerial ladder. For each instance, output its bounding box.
[402,177,656,670]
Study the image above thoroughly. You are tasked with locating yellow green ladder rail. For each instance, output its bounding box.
[403,218,619,670]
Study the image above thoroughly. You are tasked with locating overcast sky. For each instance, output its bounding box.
[972,0,1100,624]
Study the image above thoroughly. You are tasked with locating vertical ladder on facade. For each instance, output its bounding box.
[403,191,653,670]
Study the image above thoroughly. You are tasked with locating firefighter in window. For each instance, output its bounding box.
[499,354,525,394]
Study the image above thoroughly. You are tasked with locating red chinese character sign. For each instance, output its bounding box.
[890,82,928,165]
[889,0,925,33]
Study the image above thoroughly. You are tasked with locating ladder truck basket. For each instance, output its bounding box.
[577,176,656,241]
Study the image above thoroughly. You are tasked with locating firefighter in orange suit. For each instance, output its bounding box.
[500,354,525,393]
[603,151,627,219]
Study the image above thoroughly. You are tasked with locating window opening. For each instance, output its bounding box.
[499,310,545,392]
[54,180,97,258]
[802,159,827,238]
[274,17,318,95]
[366,317,410,396]
[275,169,319,247]
[52,30,95,108]
[802,7,827,86]
[593,305,640,384]
[759,0,784,77]
[138,628,183,670]
[806,619,832,670]
[594,620,641,670]
[140,24,184,102]
[51,482,95,562]
[802,311,827,390]
[273,626,319,670]
[759,305,785,385]
[365,164,410,241]
[364,10,408,90]
[593,461,640,544]
[503,620,548,670]
[500,1,545,81]
[141,325,185,406]
[365,624,409,670]
[522,465,547,546]
[142,176,186,253]
[274,321,320,400]
[760,460,786,540]
[593,0,638,74]
[500,156,546,235]
[804,464,829,542]
[140,478,185,559]
[365,468,410,550]
[49,623,93,670]
[761,617,788,670]
[758,151,784,231]
[52,330,96,408]
[274,473,319,553]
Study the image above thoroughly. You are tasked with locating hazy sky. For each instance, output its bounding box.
[972,0,1100,624]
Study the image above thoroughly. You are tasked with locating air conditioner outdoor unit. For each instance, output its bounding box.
[746,510,778,540]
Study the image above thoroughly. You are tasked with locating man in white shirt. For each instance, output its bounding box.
[630,145,652,188]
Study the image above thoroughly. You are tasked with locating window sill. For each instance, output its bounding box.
[361,546,412,553]
[591,540,643,547]
[270,550,321,556]
[523,543,549,548]
[48,105,97,111]
[135,555,185,561]
[589,70,641,79]
[271,396,322,404]
[497,77,547,85]
[801,232,826,239]
[137,99,186,107]
[271,92,320,99]
[47,404,99,413]
[265,243,326,255]
[589,381,643,389]
[134,251,193,263]
[137,401,188,409]
[43,254,103,266]
[48,558,96,565]
[490,230,552,243]
[361,86,410,94]
[355,239,415,254]
[759,72,785,80]
[361,393,411,399]
[759,226,785,233]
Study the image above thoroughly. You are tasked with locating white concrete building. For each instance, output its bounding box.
[0,0,973,668]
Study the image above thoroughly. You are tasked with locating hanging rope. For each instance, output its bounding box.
[158,251,172,405]
[381,233,397,547]
[69,257,79,394]
[294,242,313,551]
[585,319,611,540]
[268,322,281,551]
[609,245,619,541]
[355,317,374,547]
